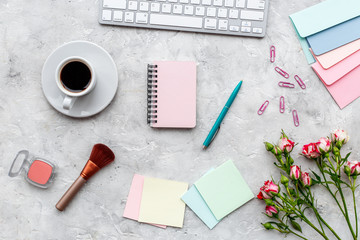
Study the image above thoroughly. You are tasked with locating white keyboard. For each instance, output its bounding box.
[99,0,269,37]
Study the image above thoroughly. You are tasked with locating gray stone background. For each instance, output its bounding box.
[0,0,359,239]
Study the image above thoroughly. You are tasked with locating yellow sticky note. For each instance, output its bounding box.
[138,177,188,228]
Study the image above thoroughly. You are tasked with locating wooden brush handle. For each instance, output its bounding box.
[56,176,87,211]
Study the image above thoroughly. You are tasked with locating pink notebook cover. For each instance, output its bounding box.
[313,65,360,109]
[150,61,196,128]
[311,49,360,85]
[311,39,360,69]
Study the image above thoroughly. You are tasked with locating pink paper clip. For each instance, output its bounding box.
[294,75,306,89]
[258,100,269,115]
[279,96,285,113]
[292,110,299,127]
[275,67,289,78]
[278,81,295,88]
[270,46,276,63]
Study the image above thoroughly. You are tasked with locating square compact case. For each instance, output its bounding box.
[8,150,56,188]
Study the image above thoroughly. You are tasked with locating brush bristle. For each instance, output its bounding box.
[89,144,115,168]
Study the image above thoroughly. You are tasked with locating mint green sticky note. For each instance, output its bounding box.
[194,160,254,221]
[181,169,219,229]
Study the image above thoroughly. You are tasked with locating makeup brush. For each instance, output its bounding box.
[56,143,115,211]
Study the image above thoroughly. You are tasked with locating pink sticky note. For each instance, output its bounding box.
[123,174,166,229]
[312,49,360,85]
[310,39,360,69]
[313,65,360,109]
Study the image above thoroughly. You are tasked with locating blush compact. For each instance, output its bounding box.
[9,150,55,188]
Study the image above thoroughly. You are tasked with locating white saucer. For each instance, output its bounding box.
[42,41,118,118]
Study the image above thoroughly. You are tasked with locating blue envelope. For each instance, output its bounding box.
[289,0,360,64]
[307,16,360,55]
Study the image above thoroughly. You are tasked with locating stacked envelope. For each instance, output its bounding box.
[290,0,360,109]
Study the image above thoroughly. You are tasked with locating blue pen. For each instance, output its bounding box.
[202,81,243,149]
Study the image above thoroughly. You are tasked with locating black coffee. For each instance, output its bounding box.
[60,61,92,92]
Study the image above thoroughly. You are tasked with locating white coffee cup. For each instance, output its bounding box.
[55,56,96,110]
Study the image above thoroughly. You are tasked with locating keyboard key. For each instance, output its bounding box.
[139,2,149,11]
[102,10,112,21]
[195,6,205,16]
[229,25,239,31]
[202,0,212,5]
[169,0,178,2]
[235,0,245,8]
[207,7,216,17]
[218,19,228,30]
[180,0,189,3]
[150,14,203,28]
[173,4,183,14]
[191,0,201,4]
[241,21,251,26]
[229,9,238,18]
[213,0,223,6]
[240,10,264,20]
[204,18,217,29]
[252,27,263,33]
[162,3,172,13]
[136,13,148,23]
[151,3,160,12]
[113,11,123,21]
[103,0,126,9]
[241,26,251,32]
[125,12,134,22]
[128,1,138,10]
[247,0,265,9]
[224,0,234,7]
[218,9,227,18]
[184,5,194,14]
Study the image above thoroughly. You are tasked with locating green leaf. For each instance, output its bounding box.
[311,171,321,181]
[344,152,351,161]
[290,220,302,232]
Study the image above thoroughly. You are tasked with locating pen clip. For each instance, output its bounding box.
[209,126,221,145]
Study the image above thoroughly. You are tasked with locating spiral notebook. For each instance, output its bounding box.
[147,61,196,128]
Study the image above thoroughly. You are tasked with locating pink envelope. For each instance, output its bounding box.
[312,49,360,85]
[312,65,360,109]
[311,39,360,69]
[123,174,166,228]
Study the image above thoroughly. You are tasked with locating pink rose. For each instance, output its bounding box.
[290,165,301,180]
[301,172,312,187]
[265,205,278,217]
[331,129,349,144]
[302,143,321,159]
[346,161,360,176]
[278,138,295,152]
[257,180,279,200]
[316,137,331,153]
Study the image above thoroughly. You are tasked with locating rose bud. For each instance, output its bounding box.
[265,205,278,217]
[290,165,301,180]
[345,161,360,176]
[278,137,295,153]
[263,222,275,230]
[257,180,279,199]
[302,143,321,159]
[331,129,350,146]
[316,137,331,154]
[301,172,312,187]
[281,174,289,186]
[264,142,274,152]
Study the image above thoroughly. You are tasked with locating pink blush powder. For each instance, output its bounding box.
[27,160,53,185]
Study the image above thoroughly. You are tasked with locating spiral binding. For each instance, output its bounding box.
[147,64,158,124]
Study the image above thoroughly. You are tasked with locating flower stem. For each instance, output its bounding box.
[350,177,358,238]
[299,188,342,240]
